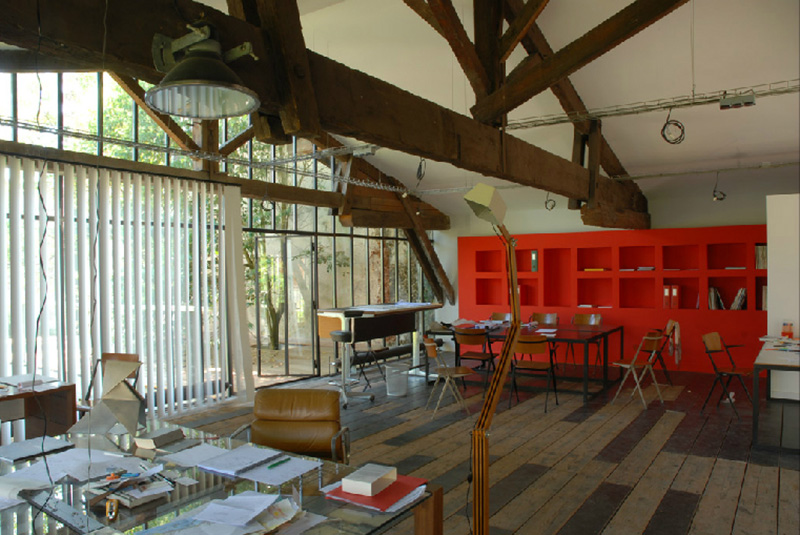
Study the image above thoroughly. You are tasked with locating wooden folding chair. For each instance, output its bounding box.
[424,338,471,418]
[701,332,753,420]
[611,332,664,409]
[508,334,558,412]
[564,313,603,368]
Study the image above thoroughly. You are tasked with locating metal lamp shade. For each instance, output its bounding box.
[464,183,506,227]
[145,45,260,120]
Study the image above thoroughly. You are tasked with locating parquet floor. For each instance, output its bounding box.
[168,357,800,535]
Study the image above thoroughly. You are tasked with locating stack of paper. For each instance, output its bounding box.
[198,444,282,477]
[342,464,396,496]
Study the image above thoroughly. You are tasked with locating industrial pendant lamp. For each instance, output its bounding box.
[145,22,260,120]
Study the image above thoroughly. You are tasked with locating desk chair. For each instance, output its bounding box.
[424,338,471,418]
[530,312,558,326]
[611,332,664,409]
[564,313,603,369]
[453,328,495,391]
[489,312,511,322]
[701,332,753,420]
[232,388,350,463]
[508,334,558,412]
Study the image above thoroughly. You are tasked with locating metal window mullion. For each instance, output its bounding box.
[112,170,122,350]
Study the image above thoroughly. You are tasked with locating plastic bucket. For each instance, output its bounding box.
[385,363,409,396]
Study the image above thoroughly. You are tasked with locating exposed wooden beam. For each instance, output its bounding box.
[427,0,490,97]
[402,0,446,38]
[0,49,89,72]
[498,0,548,62]
[399,195,455,304]
[192,120,219,173]
[219,125,255,157]
[109,73,201,154]
[472,0,690,123]
[586,119,601,209]
[568,126,586,210]
[403,229,444,303]
[230,0,321,138]
[504,0,628,177]
[0,0,648,229]
[473,0,504,93]
[252,113,291,145]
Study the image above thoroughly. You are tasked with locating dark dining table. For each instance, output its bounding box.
[449,323,624,404]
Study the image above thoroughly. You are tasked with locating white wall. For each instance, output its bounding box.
[766,193,800,400]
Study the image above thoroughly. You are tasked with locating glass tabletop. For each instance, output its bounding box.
[0,422,432,534]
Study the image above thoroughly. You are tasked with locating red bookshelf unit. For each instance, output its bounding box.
[457,225,767,373]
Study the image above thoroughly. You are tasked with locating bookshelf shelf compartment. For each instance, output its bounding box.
[519,280,538,307]
[708,276,746,310]
[578,278,612,308]
[476,278,503,306]
[476,250,503,273]
[663,245,699,270]
[516,249,538,272]
[620,246,655,271]
[664,277,699,310]
[708,243,747,270]
[577,247,612,271]
[543,248,570,307]
[620,278,655,309]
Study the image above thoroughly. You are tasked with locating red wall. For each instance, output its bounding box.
[458,225,768,374]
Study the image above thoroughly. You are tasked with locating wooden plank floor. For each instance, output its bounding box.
[168,358,800,535]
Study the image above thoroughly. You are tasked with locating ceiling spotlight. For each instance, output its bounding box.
[661,109,685,144]
[719,92,756,110]
[712,172,727,201]
[145,22,260,120]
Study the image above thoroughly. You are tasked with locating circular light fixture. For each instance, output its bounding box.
[145,37,260,120]
[661,109,685,144]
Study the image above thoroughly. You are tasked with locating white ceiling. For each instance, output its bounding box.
[205,0,800,225]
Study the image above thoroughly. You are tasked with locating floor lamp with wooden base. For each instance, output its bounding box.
[464,184,520,535]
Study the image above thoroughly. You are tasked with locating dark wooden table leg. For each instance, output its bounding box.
[414,484,443,535]
[583,342,590,403]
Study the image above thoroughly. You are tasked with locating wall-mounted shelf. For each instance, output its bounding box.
[458,225,767,373]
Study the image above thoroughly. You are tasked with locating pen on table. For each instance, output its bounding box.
[267,457,291,469]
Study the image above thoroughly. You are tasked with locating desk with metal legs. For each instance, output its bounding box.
[752,341,800,449]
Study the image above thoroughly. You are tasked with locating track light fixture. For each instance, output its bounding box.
[145,22,260,120]
[712,172,727,201]
[661,109,685,144]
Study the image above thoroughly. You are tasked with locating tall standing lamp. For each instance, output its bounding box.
[463,183,520,534]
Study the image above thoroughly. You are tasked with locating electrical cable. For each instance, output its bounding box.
[661,109,685,145]
[712,171,726,201]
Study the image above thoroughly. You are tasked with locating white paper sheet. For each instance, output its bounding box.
[239,457,322,486]
[162,443,226,468]
[198,444,282,476]
[193,493,278,526]
[276,511,327,534]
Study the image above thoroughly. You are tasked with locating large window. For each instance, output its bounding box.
[0,72,432,386]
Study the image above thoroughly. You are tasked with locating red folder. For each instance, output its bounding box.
[663,285,671,309]
[670,285,680,309]
[326,474,427,512]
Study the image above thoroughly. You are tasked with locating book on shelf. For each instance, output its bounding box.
[583,268,606,272]
[708,287,725,310]
[670,285,680,309]
[577,304,594,308]
[724,266,745,270]
[762,285,767,311]
[730,288,747,310]
[663,285,671,308]
[636,266,655,271]
[755,245,767,269]
[619,268,635,272]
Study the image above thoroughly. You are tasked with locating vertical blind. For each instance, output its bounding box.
[0,152,252,442]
